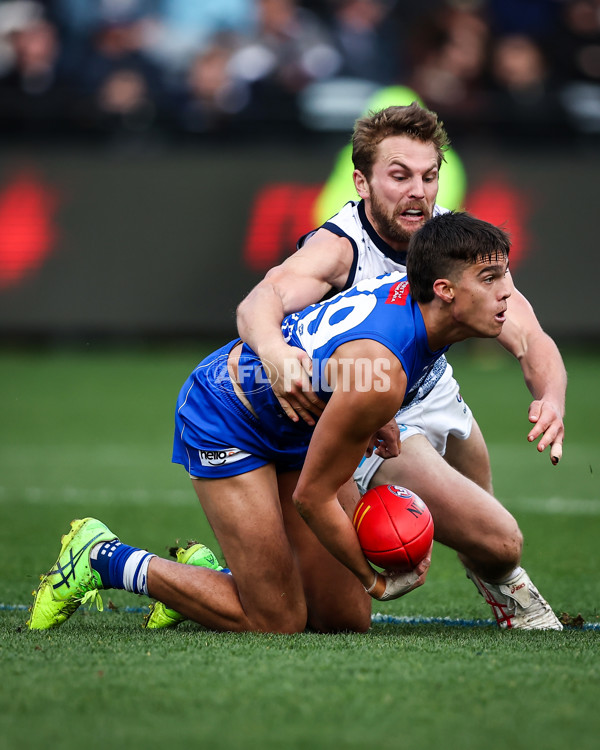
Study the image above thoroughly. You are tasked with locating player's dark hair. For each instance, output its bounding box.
[406,212,511,303]
[352,102,450,179]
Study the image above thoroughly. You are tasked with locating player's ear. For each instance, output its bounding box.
[433,278,454,304]
[353,169,369,199]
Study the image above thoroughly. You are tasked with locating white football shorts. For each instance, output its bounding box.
[353,364,473,495]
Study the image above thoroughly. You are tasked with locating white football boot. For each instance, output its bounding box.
[466,567,563,630]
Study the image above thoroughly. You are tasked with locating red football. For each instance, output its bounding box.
[352,485,434,571]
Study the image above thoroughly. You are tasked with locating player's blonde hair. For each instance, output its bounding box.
[352,102,450,179]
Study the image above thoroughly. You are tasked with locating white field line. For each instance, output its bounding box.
[0,485,191,505]
[2,604,598,629]
[508,497,600,515]
[0,484,599,514]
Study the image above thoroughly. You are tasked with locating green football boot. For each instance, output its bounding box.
[143,542,223,629]
[27,517,118,630]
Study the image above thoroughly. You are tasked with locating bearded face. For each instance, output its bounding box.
[368,187,434,246]
[357,135,440,250]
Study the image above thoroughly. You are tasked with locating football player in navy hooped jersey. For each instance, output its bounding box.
[236,103,566,630]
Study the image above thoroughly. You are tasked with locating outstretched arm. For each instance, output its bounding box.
[497,281,567,464]
[236,229,354,424]
[292,340,429,600]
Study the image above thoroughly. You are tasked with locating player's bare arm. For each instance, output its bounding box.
[292,340,429,600]
[236,229,355,424]
[497,278,567,464]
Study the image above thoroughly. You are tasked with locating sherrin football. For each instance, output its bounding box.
[352,485,434,571]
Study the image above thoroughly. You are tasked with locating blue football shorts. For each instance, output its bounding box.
[172,343,312,479]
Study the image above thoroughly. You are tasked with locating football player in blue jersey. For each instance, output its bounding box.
[28,212,513,632]
[236,103,566,630]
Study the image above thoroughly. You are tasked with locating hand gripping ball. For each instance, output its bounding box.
[352,485,434,571]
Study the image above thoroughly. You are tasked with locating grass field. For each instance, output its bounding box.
[1,341,599,749]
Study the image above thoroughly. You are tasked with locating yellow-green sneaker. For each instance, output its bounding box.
[143,543,223,629]
[27,517,118,630]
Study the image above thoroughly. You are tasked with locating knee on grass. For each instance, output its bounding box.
[307,609,371,634]
[305,591,372,634]
[247,601,308,634]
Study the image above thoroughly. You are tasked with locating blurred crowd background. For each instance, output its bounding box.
[1,0,599,143]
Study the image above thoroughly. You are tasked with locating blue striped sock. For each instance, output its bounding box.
[91,542,155,595]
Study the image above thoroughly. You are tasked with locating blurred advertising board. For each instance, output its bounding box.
[0,139,597,341]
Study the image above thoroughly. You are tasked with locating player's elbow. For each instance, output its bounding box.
[514,335,529,363]
[236,287,267,337]
[237,278,279,318]
[292,487,316,522]
[292,491,309,519]
[236,291,255,326]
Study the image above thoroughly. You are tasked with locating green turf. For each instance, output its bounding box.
[1,343,599,749]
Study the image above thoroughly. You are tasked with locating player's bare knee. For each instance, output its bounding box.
[249,601,308,634]
[474,523,523,578]
[504,524,523,568]
[480,505,522,565]
[495,513,523,564]
[308,605,371,634]
[255,614,307,635]
[459,512,523,580]
[334,610,371,634]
